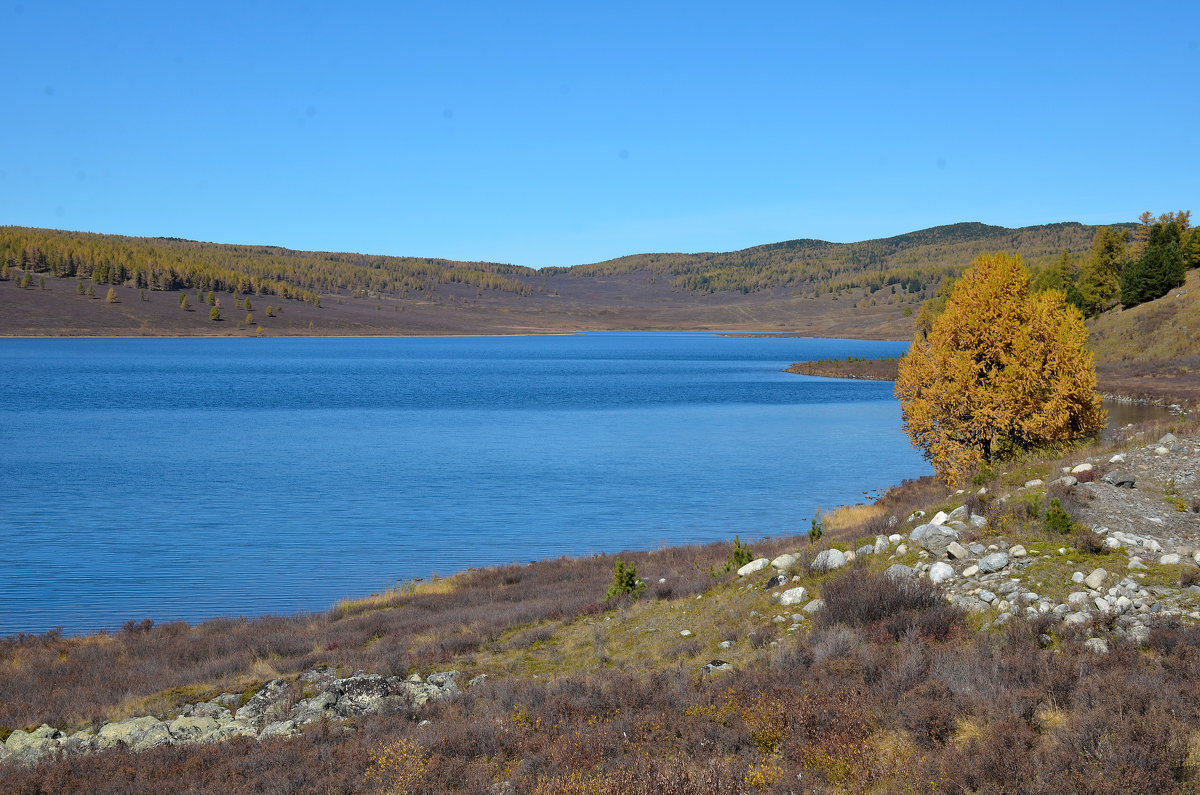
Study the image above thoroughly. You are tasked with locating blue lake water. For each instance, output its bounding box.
[0,333,929,635]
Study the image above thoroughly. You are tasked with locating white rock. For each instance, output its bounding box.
[1067,592,1091,606]
[962,565,980,577]
[1155,446,1170,455]
[946,541,970,560]
[770,553,798,572]
[1063,612,1089,627]
[844,550,856,563]
[777,586,808,606]
[888,533,903,544]
[1010,544,1027,558]
[930,511,949,526]
[1160,553,1183,565]
[928,562,955,584]
[1109,453,1126,464]
[680,629,693,637]
[1084,568,1107,590]
[1094,597,1111,613]
[1024,479,1044,489]
[1071,463,1094,474]
[803,599,825,613]
[1115,595,1133,613]
[896,543,907,555]
[811,548,847,572]
[1071,571,1084,583]
[1104,537,1123,550]
[1085,638,1109,654]
[737,558,770,577]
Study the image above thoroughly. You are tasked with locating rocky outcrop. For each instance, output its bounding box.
[1,668,463,767]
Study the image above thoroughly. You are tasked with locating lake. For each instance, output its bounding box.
[0,333,928,635]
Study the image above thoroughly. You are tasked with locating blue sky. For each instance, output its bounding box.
[3,1,1196,268]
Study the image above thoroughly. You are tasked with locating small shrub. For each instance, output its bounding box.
[1045,498,1072,534]
[809,514,824,545]
[605,558,645,600]
[1073,528,1107,555]
[723,535,754,572]
[1180,568,1200,589]
[210,306,221,321]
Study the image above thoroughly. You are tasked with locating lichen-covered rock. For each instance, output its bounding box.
[777,586,808,606]
[770,553,798,572]
[235,678,293,729]
[96,716,172,751]
[928,562,954,584]
[811,549,847,572]
[977,552,1009,573]
[167,716,220,743]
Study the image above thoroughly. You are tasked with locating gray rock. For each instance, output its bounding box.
[765,573,788,588]
[1084,638,1110,654]
[235,679,293,729]
[1067,592,1091,606]
[1062,611,1089,627]
[856,544,875,557]
[874,536,889,554]
[182,702,230,720]
[803,599,825,613]
[197,720,257,743]
[919,527,960,557]
[777,586,808,606]
[1050,475,1078,488]
[702,660,734,674]
[1101,470,1135,488]
[884,563,917,580]
[811,548,847,572]
[946,541,970,560]
[289,690,339,726]
[997,579,1021,595]
[167,716,220,743]
[1159,553,1183,565]
[978,589,997,603]
[1024,478,1044,488]
[961,565,980,577]
[717,640,734,649]
[978,552,1010,573]
[955,596,990,612]
[737,558,770,576]
[214,693,242,710]
[259,720,298,740]
[1009,544,1028,558]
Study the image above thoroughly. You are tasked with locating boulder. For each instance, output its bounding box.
[5,725,60,764]
[977,552,1010,573]
[1084,568,1108,590]
[289,691,339,726]
[1084,638,1110,654]
[874,536,889,554]
[803,599,825,613]
[770,553,798,572]
[946,541,970,560]
[928,562,954,584]
[167,716,220,743]
[777,586,808,606]
[737,558,770,577]
[1067,592,1091,606]
[1071,463,1094,474]
[235,679,293,729]
[1101,470,1135,488]
[811,549,847,572]
[259,720,298,740]
[930,511,949,526]
[96,716,173,752]
[1010,544,1027,558]
[918,527,960,557]
[885,563,917,580]
[1159,553,1183,565]
[961,565,980,577]
[1109,453,1126,464]
[1024,479,1044,489]
[856,544,874,557]
[765,573,788,588]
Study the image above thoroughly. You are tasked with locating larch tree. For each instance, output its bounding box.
[895,252,1105,486]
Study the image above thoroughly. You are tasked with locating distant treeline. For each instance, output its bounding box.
[0,227,537,305]
[0,220,1145,304]
[549,221,1121,298]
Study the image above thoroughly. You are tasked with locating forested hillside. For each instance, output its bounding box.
[0,220,1137,338]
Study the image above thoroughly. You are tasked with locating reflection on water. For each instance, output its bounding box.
[1103,399,1177,436]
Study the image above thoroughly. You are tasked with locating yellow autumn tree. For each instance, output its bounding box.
[895,252,1105,486]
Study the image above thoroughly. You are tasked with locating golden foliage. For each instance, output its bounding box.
[364,738,429,795]
[896,252,1105,486]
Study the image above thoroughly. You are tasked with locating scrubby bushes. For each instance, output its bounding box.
[815,567,964,641]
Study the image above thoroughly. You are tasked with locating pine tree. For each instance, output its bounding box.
[210,306,221,321]
[105,287,118,303]
[1077,226,1126,316]
[896,252,1104,486]
[1121,221,1185,307]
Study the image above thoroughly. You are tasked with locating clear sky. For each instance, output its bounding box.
[3,1,1196,268]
